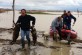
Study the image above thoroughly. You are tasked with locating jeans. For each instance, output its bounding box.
[66,24,71,30]
[21,29,30,48]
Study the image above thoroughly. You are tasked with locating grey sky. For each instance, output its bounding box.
[0,0,82,11]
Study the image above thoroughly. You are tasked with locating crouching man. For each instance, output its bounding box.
[51,16,63,41]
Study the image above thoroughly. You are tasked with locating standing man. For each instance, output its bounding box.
[65,11,76,30]
[16,9,36,49]
[61,10,67,28]
[63,11,76,44]
[51,16,63,40]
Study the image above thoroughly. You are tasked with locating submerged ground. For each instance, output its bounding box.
[0,11,82,55]
[0,29,82,55]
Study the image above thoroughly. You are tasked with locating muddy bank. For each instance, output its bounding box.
[0,28,13,33]
[0,40,70,55]
[0,28,70,55]
[0,38,68,55]
[73,39,82,43]
[0,28,82,43]
[0,28,82,55]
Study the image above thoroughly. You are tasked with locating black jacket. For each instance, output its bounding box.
[62,14,76,25]
[16,14,36,31]
[65,15,76,24]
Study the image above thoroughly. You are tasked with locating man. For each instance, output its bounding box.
[61,10,67,28]
[65,11,76,30]
[62,11,76,45]
[51,16,63,40]
[16,9,36,49]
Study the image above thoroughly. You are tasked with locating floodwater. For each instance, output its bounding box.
[0,11,82,55]
[0,29,82,55]
[0,11,82,39]
[0,30,70,55]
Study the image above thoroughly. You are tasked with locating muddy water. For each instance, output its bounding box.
[0,11,82,55]
[0,11,82,39]
[0,40,71,55]
[0,28,82,55]
[1,29,82,55]
[0,30,71,55]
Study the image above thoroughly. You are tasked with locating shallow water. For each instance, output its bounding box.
[0,30,71,55]
[0,30,82,55]
[0,11,82,55]
[0,11,82,39]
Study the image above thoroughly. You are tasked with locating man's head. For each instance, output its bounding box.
[58,16,62,21]
[21,9,27,16]
[67,11,71,16]
[64,10,66,14]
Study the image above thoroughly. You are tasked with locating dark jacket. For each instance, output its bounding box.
[65,15,76,24]
[61,14,67,25]
[62,14,76,25]
[16,14,36,31]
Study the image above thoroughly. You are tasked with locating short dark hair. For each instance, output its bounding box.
[68,11,71,13]
[64,10,66,12]
[21,9,26,13]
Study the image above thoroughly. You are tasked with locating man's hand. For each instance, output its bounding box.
[73,22,75,24]
[64,24,67,28]
[32,25,35,28]
[73,22,75,26]
[30,25,35,29]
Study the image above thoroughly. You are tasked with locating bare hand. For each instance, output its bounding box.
[73,22,75,26]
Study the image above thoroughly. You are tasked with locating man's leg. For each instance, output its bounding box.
[26,31,30,47]
[68,24,71,30]
[67,24,71,44]
[66,24,71,30]
[21,29,25,48]
[56,27,62,40]
[52,27,56,40]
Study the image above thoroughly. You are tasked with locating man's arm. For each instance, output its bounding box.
[60,19,63,28]
[30,16,36,27]
[61,14,64,18]
[71,15,76,24]
[16,16,21,25]
[51,18,58,32]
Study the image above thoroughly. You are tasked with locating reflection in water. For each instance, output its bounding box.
[43,40,48,46]
[21,49,30,55]
[32,49,37,55]
[0,30,80,55]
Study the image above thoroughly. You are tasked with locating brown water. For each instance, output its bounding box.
[0,29,82,55]
[0,11,82,55]
[0,30,73,55]
[0,11,82,39]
